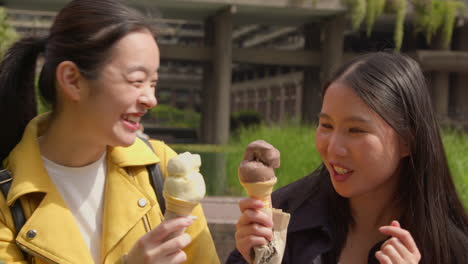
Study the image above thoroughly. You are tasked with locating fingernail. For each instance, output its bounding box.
[184,218,193,225]
[188,215,198,221]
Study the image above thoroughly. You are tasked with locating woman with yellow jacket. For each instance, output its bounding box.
[0,0,219,263]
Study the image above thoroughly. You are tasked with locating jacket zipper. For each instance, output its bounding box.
[16,241,58,264]
[142,215,151,233]
[127,168,152,233]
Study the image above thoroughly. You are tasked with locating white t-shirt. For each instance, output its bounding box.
[42,152,107,264]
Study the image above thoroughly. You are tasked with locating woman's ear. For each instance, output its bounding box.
[56,61,82,101]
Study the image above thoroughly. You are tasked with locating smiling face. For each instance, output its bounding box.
[315,82,408,200]
[78,29,159,147]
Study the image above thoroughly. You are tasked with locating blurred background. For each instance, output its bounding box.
[1,0,467,261]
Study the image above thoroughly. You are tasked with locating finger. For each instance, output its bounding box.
[391,220,400,228]
[375,251,392,264]
[236,236,269,263]
[236,209,273,228]
[239,198,265,212]
[146,217,193,244]
[379,226,418,254]
[236,222,274,242]
[156,233,192,256]
[381,244,403,263]
[163,249,188,264]
[381,237,412,260]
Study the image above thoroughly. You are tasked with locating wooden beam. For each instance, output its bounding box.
[159,44,322,66]
[416,50,468,73]
[159,44,211,61]
[233,47,321,66]
[242,27,296,48]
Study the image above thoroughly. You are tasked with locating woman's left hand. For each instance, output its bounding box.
[376,220,421,264]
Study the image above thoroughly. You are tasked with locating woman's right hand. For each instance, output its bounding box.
[126,216,193,264]
[235,198,274,263]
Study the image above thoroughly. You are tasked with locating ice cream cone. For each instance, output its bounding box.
[239,177,277,208]
[163,191,199,217]
[163,191,200,240]
[238,140,291,264]
[162,152,206,241]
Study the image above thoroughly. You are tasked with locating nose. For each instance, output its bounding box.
[139,84,157,110]
[327,132,348,157]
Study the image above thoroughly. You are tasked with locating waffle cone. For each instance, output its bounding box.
[163,191,199,217]
[239,178,277,208]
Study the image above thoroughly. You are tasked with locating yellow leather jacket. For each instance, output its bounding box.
[0,114,219,263]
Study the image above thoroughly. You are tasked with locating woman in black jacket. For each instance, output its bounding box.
[227,52,468,264]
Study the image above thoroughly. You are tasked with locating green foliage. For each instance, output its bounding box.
[170,124,468,208]
[387,0,407,51]
[225,121,321,195]
[344,0,407,51]
[219,123,468,208]
[148,104,200,129]
[0,8,18,57]
[441,129,468,209]
[36,92,51,114]
[344,0,466,51]
[366,0,386,37]
[442,1,464,48]
[412,0,465,49]
[230,110,263,132]
[345,0,367,30]
[0,8,50,114]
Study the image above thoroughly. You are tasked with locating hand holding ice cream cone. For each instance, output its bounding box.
[237,140,290,264]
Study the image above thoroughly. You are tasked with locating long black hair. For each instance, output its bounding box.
[319,52,468,263]
[0,0,156,161]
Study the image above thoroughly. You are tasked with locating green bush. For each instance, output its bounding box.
[148,104,200,129]
[230,110,263,132]
[0,8,18,57]
[174,123,468,210]
[224,123,468,208]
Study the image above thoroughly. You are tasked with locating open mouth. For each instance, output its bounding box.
[333,165,351,175]
[121,114,140,131]
[330,164,353,182]
[122,114,140,124]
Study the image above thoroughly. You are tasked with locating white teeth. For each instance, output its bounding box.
[127,115,140,123]
[333,166,349,175]
[123,114,140,123]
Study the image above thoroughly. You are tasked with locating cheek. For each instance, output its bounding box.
[356,137,401,178]
[315,131,328,157]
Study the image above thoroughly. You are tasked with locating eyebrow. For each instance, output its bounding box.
[126,65,158,75]
[318,112,372,124]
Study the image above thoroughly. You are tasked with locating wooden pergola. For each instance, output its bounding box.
[3,0,468,142]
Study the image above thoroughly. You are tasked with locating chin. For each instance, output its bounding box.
[330,181,353,198]
[110,132,137,147]
[121,135,137,147]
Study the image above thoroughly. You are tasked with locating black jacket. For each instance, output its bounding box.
[226,172,383,264]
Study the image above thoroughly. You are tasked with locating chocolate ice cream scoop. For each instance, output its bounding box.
[239,140,280,183]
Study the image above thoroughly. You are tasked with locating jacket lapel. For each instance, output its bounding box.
[5,114,162,262]
[5,114,93,263]
[101,139,160,256]
[15,189,94,264]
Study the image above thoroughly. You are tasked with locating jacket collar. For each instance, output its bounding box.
[287,179,331,234]
[276,173,334,263]
[4,113,162,263]
[5,113,161,206]
[5,114,54,205]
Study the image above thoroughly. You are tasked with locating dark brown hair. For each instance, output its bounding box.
[320,52,468,263]
[0,0,156,161]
